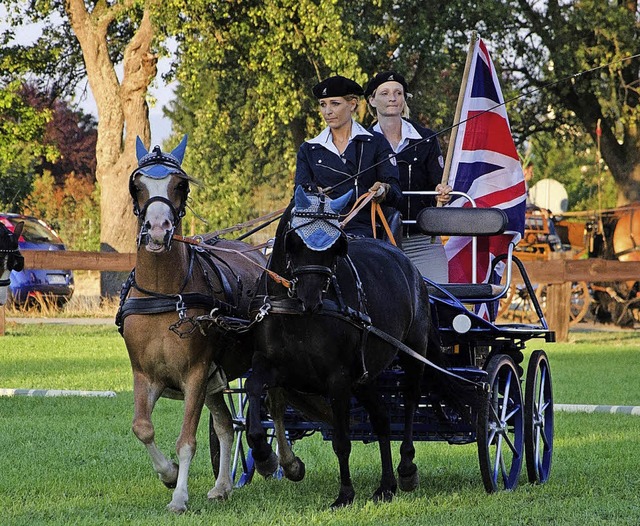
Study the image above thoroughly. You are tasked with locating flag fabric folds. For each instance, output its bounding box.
[444,37,527,288]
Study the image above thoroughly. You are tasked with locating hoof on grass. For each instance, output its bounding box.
[283,456,306,482]
[255,450,279,478]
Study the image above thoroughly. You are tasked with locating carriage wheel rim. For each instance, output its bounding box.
[477,354,524,492]
[525,350,554,484]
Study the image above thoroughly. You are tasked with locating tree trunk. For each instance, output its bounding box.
[66,0,157,294]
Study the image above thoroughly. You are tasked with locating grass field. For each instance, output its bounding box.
[1,324,639,525]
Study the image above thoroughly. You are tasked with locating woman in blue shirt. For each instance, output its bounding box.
[295,75,402,238]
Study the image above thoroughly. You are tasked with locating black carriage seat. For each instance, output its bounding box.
[415,206,517,302]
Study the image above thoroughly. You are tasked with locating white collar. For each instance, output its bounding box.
[373,119,421,153]
[308,120,372,153]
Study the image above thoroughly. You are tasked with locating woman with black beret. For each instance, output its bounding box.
[365,71,452,282]
[295,75,402,238]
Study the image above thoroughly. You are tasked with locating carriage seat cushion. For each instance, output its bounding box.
[417,207,508,236]
[426,282,505,300]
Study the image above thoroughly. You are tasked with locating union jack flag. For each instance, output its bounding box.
[444,37,527,289]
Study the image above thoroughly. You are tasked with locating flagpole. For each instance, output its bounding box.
[441,31,478,190]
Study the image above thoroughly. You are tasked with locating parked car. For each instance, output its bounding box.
[0,213,74,307]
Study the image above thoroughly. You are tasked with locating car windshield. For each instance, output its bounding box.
[6,217,63,244]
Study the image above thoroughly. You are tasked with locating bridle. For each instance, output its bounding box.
[285,200,347,300]
[129,146,191,250]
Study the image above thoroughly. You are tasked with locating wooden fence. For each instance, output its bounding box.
[3,251,640,340]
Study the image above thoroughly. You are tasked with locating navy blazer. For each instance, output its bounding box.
[295,128,401,237]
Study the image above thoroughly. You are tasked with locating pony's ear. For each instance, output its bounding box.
[13,221,24,239]
[294,185,312,209]
[136,136,148,162]
[171,135,188,165]
[330,190,353,213]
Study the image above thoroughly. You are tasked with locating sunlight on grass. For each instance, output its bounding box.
[1,326,639,524]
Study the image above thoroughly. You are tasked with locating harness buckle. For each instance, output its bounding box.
[255,301,271,322]
[175,295,187,319]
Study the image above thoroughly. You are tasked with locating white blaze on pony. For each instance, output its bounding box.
[131,135,196,253]
[142,176,174,251]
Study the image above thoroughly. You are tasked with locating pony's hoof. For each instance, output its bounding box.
[398,466,419,492]
[283,456,306,482]
[330,487,355,509]
[207,485,232,501]
[255,450,279,478]
[166,501,187,514]
[372,487,396,503]
[160,462,179,489]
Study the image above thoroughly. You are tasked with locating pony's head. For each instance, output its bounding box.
[0,221,24,306]
[129,135,200,252]
[285,186,352,313]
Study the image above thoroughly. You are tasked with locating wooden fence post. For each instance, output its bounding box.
[545,282,571,342]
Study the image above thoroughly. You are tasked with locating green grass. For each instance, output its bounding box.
[1,324,639,525]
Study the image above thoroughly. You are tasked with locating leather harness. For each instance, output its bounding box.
[115,243,240,337]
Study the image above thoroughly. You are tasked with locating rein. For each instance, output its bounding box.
[257,295,487,390]
[203,208,285,238]
[339,190,398,246]
[172,234,293,289]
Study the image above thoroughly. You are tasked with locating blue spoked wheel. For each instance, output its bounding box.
[477,354,524,492]
[524,350,554,484]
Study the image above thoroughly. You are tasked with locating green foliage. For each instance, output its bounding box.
[155,0,640,225]
[0,1,110,99]
[2,0,639,237]
[0,81,58,211]
[527,132,617,212]
[159,0,366,230]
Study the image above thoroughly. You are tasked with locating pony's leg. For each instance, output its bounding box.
[267,388,305,482]
[166,371,208,513]
[354,382,397,503]
[206,390,234,500]
[328,383,356,509]
[131,373,179,488]
[245,361,279,477]
[397,358,425,492]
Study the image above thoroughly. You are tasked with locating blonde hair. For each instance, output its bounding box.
[343,94,361,113]
[366,89,411,119]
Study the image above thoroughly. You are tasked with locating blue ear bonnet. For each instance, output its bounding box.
[291,187,353,251]
[135,135,189,179]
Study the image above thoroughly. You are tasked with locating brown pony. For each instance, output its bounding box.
[0,221,24,306]
[118,136,269,512]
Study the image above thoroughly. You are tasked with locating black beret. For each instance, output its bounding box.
[364,71,408,99]
[312,75,364,99]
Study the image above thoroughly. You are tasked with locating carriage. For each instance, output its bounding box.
[207,190,555,495]
[121,141,554,511]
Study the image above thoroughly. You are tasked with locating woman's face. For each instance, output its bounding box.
[318,97,356,130]
[369,81,405,118]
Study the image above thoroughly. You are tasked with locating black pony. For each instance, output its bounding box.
[246,187,432,508]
